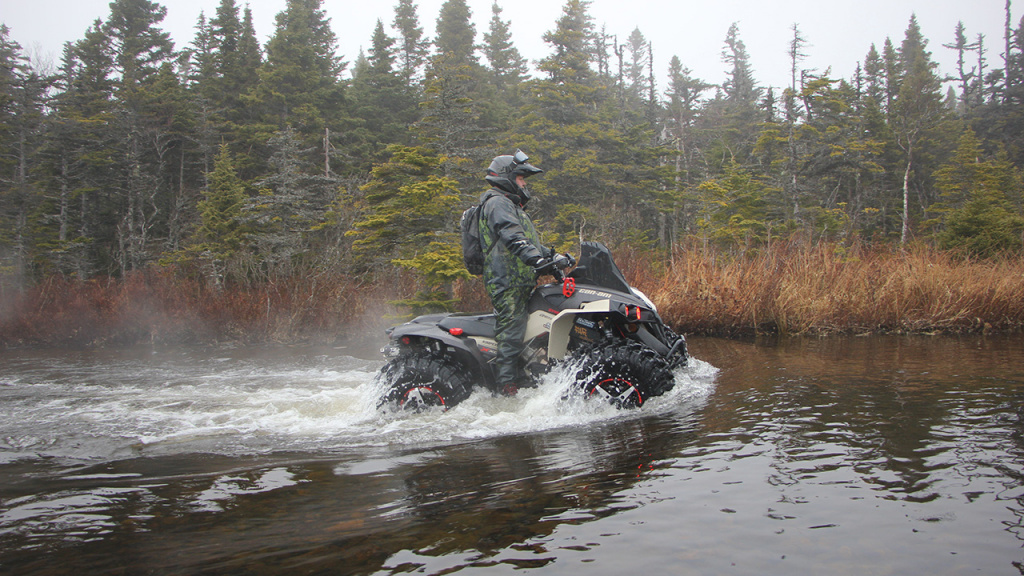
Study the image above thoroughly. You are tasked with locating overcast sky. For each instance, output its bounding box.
[2,0,1010,91]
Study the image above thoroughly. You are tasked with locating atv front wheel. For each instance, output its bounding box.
[574,340,675,409]
[377,353,473,412]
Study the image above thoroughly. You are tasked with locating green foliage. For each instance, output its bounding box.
[392,0,429,85]
[546,203,591,252]
[482,2,528,92]
[809,203,853,242]
[197,144,247,254]
[348,19,418,163]
[936,129,1024,257]
[391,240,468,313]
[5,0,1024,301]
[348,145,462,266]
[694,162,778,249]
[939,197,1024,257]
[416,0,485,180]
[245,0,345,156]
[0,26,49,284]
[933,128,1014,210]
[503,0,675,256]
[241,126,340,275]
[349,145,467,314]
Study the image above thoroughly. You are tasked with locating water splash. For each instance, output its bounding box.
[0,348,717,464]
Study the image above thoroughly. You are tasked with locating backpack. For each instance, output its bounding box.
[460,196,495,276]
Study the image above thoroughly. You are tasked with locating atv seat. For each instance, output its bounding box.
[439,314,497,339]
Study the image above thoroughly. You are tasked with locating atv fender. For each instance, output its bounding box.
[548,299,615,360]
[389,323,489,369]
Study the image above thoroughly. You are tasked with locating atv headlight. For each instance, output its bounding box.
[631,287,657,312]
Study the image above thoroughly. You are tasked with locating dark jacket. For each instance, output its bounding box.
[478,188,550,295]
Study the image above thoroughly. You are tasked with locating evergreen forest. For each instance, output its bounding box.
[1,0,1023,344]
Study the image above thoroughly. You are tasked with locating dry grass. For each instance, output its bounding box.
[639,242,1024,336]
[3,242,1022,347]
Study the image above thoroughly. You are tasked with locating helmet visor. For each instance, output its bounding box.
[510,149,542,177]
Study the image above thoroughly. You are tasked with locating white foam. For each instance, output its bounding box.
[0,351,718,461]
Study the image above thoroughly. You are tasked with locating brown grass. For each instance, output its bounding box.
[638,241,1024,336]
[3,242,1022,347]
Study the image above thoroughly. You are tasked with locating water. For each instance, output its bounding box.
[0,336,1022,575]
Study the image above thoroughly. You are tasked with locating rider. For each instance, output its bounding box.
[479,150,572,396]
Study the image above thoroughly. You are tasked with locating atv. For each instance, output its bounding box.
[376,241,688,411]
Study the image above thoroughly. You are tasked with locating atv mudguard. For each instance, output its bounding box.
[386,314,491,374]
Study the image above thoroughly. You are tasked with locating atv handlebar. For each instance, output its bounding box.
[534,253,575,280]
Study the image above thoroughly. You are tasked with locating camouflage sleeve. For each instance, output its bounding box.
[481,194,545,266]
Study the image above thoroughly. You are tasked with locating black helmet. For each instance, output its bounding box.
[485,149,543,204]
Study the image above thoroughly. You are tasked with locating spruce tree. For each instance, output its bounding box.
[514,0,601,225]
[417,0,484,178]
[347,145,464,313]
[249,0,347,164]
[975,15,1024,167]
[184,13,220,177]
[937,130,1024,256]
[197,143,246,251]
[482,1,528,93]
[210,0,241,69]
[479,1,529,136]
[706,22,762,170]
[349,145,461,259]
[721,23,760,107]
[237,6,263,83]
[229,5,263,166]
[693,161,774,251]
[190,143,247,285]
[509,0,669,248]
[187,13,218,97]
[350,19,417,160]
[882,38,899,118]
[103,0,180,273]
[943,21,979,114]
[665,55,711,187]
[40,23,118,277]
[891,15,947,244]
[859,43,900,237]
[392,0,429,88]
[0,26,48,285]
[625,28,652,102]
[206,0,262,136]
[787,74,885,236]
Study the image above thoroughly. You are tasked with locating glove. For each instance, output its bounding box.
[533,254,573,276]
[531,257,557,276]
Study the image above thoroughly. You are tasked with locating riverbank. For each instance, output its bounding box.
[1,242,1022,348]
[646,241,1024,336]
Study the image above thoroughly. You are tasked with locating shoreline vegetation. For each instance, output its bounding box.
[4,1,1024,352]
[2,241,1020,349]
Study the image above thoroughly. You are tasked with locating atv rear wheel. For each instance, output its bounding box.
[573,340,675,409]
[377,353,473,412]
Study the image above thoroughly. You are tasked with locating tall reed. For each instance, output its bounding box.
[640,241,1024,336]
[3,242,1022,347]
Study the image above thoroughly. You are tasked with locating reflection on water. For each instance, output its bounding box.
[0,336,1023,575]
